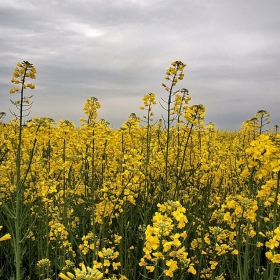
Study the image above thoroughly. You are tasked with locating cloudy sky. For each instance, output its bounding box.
[1,0,280,130]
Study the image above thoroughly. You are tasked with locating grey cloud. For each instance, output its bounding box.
[1,0,280,130]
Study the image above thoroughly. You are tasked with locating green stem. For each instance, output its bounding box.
[15,66,27,280]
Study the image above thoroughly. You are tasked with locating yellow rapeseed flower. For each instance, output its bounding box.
[0,234,11,242]
[58,273,71,280]
[271,254,280,263]
[146,265,155,273]
[188,265,197,275]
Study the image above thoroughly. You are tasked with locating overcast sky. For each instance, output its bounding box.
[1,0,280,130]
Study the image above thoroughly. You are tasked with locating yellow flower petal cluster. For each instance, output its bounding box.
[140,201,195,277]
[59,263,103,280]
[9,61,36,95]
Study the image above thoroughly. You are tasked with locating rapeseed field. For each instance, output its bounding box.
[0,61,280,279]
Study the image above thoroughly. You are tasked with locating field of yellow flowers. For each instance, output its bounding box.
[1,61,280,280]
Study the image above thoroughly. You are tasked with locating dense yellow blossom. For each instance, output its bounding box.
[2,60,280,279]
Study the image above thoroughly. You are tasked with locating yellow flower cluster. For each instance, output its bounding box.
[162,60,186,91]
[222,195,258,225]
[140,201,196,277]
[37,258,51,267]
[265,225,280,263]
[9,61,36,94]
[140,92,156,108]
[79,232,99,255]
[81,97,101,124]
[59,263,103,280]
[139,93,156,122]
[49,220,76,258]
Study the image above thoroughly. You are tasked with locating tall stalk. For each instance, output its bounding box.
[161,60,186,199]
[8,61,36,279]
[140,93,156,221]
